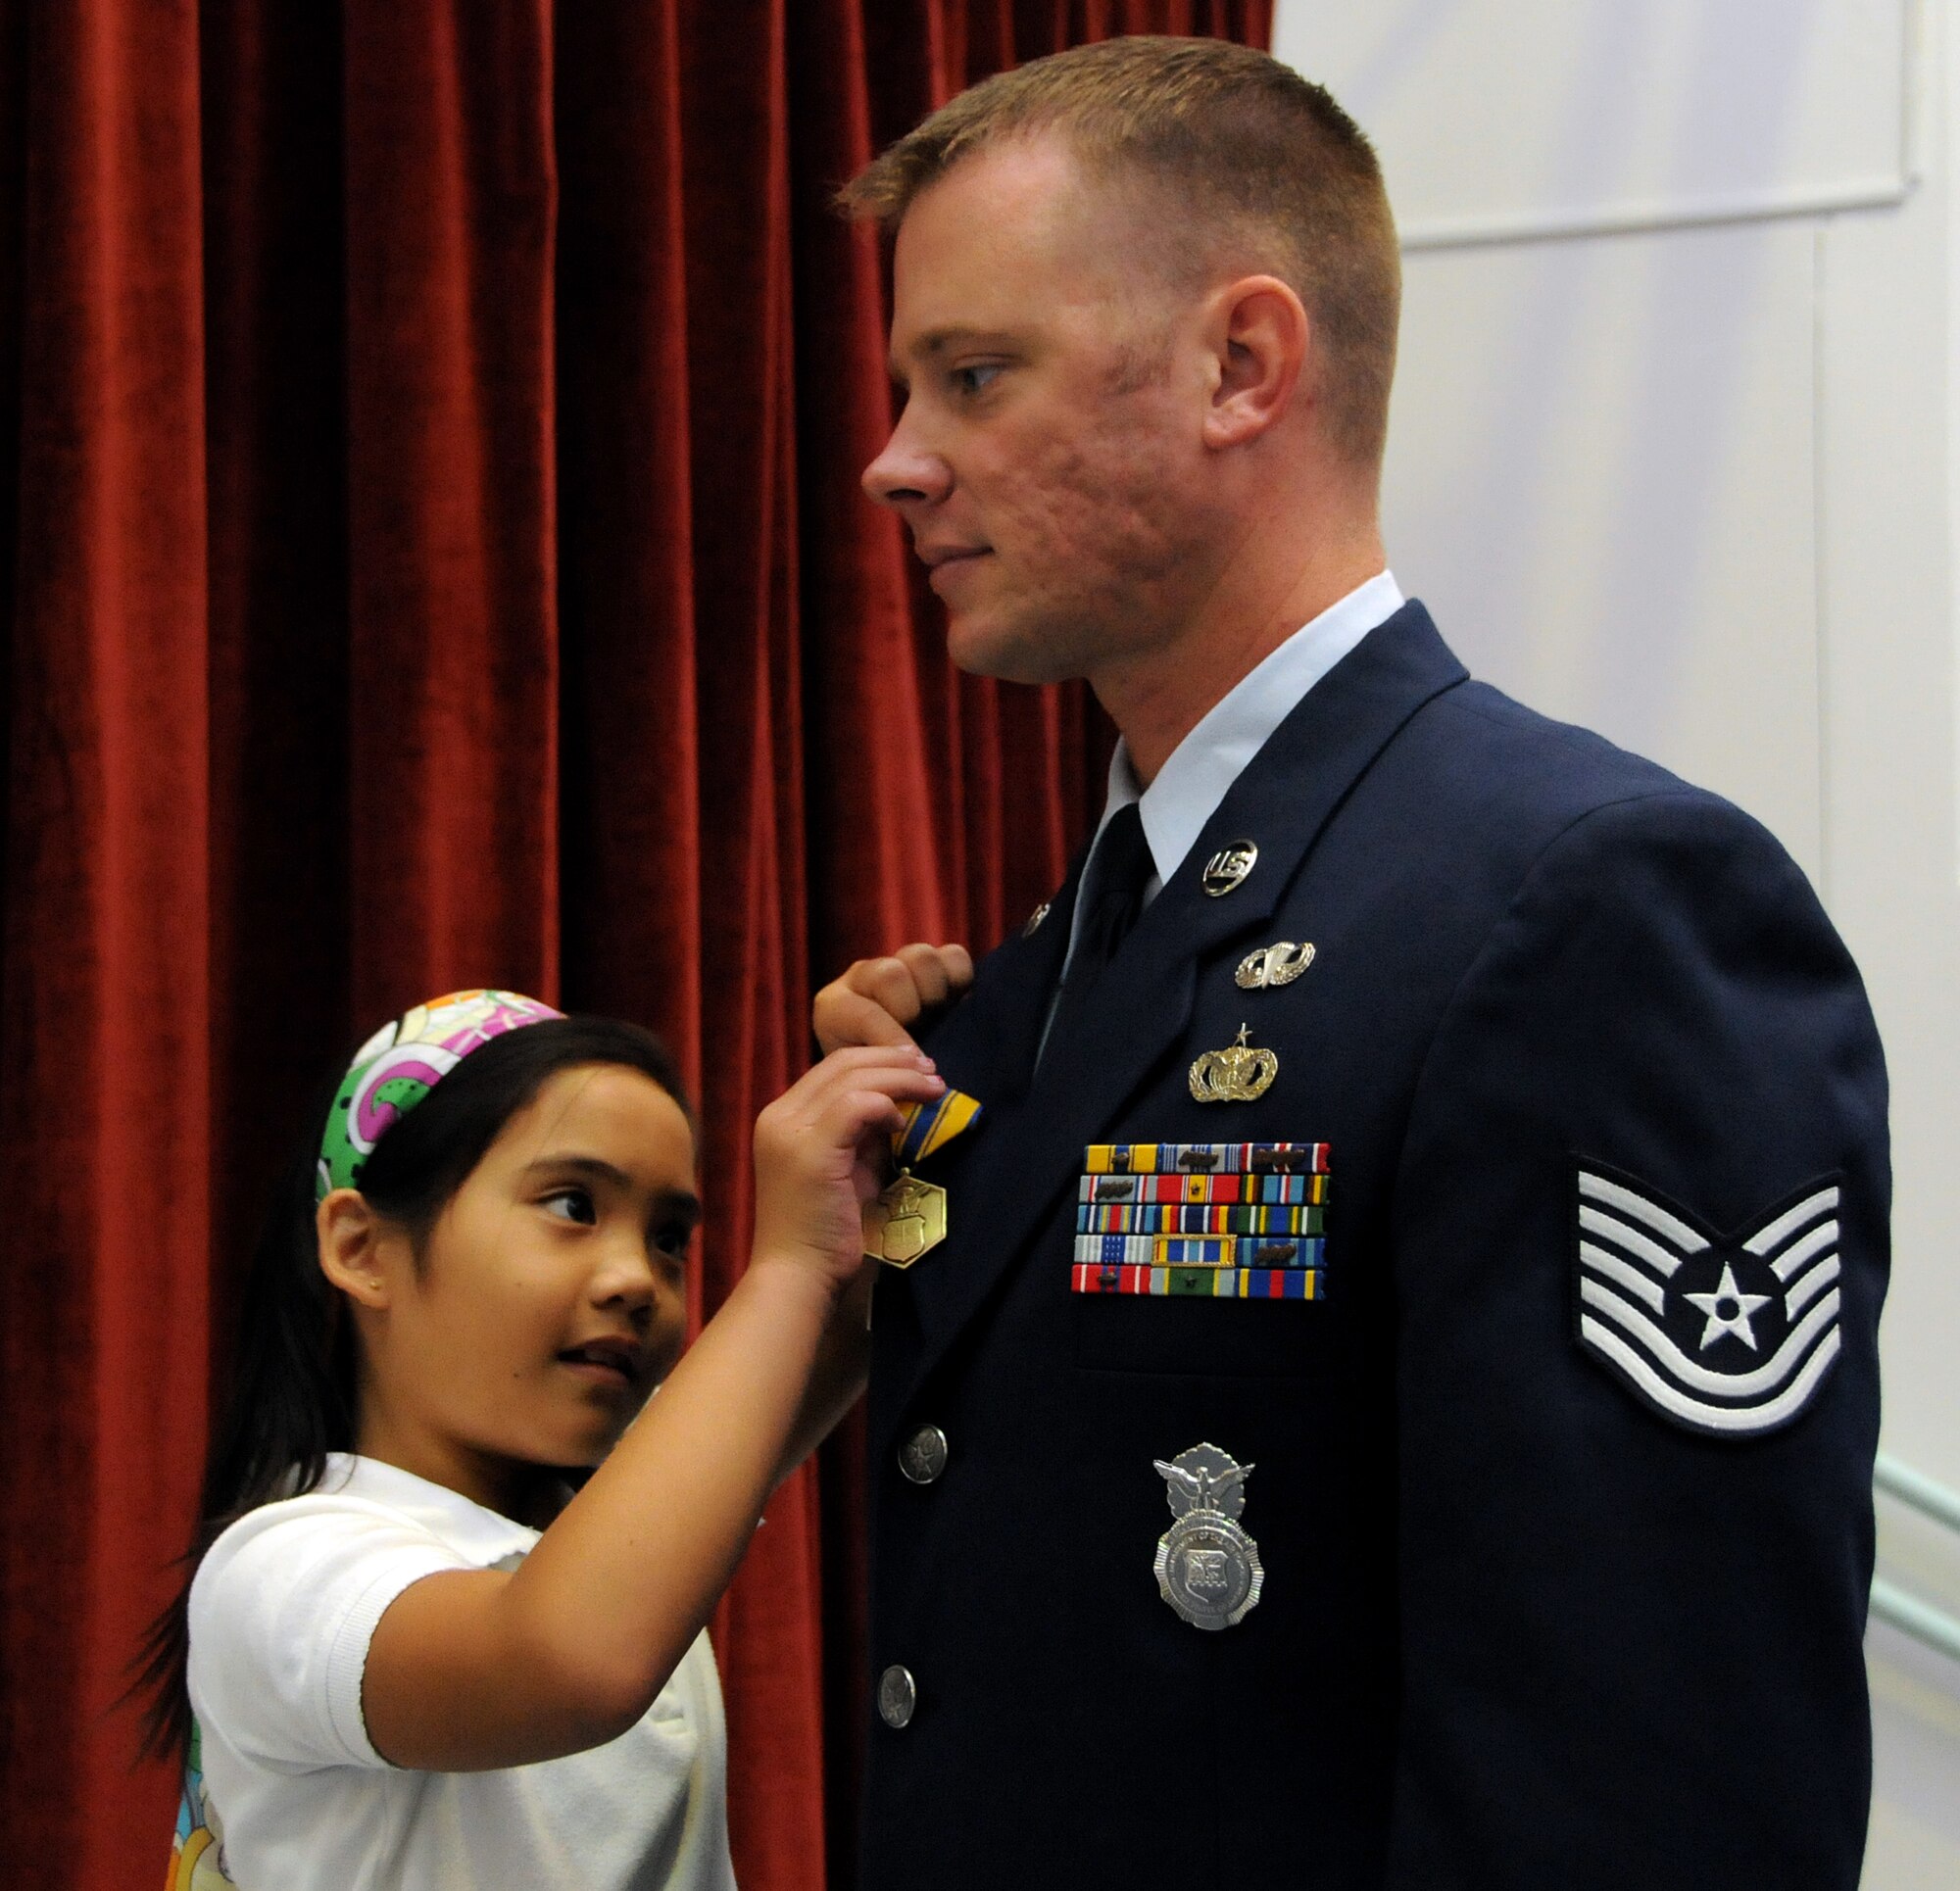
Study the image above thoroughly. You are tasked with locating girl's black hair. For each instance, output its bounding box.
[131,1014,692,1765]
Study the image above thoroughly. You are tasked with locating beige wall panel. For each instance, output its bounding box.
[1813,123,1960,1891]
[1383,219,1824,875]
[1276,0,1909,243]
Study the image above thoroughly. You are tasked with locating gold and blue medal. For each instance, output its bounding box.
[861,1087,984,1268]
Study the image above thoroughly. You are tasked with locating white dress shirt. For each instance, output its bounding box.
[1063,569,1404,976]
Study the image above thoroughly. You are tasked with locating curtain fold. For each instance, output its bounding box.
[0,5,1271,1885]
[0,8,213,1890]
[342,0,564,1016]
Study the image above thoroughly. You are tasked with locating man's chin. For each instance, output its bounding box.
[943,607,1082,686]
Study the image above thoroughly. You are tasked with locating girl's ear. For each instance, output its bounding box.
[317,1188,395,1309]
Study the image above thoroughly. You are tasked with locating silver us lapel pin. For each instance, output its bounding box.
[1153,1443,1264,1630]
[1201,841,1258,897]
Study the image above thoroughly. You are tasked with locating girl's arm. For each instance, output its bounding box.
[771,1265,873,1488]
[357,1045,939,1771]
[769,943,977,1478]
[774,942,978,1477]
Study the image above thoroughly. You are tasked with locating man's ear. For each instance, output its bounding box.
[318,1188,395,1310]
[1200,275,1309,451]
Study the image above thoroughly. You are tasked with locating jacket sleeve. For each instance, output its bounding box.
[1383,791,1888,1890]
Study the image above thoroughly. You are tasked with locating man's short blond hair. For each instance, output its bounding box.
[840,35,1399,469]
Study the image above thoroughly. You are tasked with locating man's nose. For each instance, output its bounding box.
[862,424,951,509]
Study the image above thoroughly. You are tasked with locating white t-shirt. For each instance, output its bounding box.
[186,1454,736,1891]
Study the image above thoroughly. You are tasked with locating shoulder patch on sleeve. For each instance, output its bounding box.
[1571,1160,1843,1438]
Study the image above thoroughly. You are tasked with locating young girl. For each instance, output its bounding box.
[144,988,942,1891]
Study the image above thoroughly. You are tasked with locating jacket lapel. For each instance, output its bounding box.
[922,861,1082,1105]
[899,603,1469,1401]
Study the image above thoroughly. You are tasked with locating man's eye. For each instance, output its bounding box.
[540,1188,597,1226]
[952,363,1003,396]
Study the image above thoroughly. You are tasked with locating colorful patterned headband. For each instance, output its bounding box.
[318,988,564,1199]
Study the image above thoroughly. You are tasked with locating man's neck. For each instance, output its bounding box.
[1097,524,1389,786]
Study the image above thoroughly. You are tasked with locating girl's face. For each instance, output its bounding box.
[349,1062,699,1516]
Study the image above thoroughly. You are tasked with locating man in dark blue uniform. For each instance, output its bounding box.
[817,36,1887,1890]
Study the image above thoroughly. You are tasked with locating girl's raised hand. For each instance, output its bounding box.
[812,942,975,1052]
[750,1045,944,1293]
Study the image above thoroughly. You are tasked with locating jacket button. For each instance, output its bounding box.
[898,1424,949,1484]
[877,1664,917,1729]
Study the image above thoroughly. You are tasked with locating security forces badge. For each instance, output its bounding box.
[1153,1443,1264,1630]
[1572,1161,1845,1438]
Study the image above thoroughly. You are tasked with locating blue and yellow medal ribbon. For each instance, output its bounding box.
[892,1087,984,1166]
[864,1086,985,1268]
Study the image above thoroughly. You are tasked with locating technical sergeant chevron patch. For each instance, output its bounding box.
[1572,1161,1844,1438]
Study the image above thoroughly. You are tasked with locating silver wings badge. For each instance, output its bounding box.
[1572,1163,1845,1438]
[1152,1443,1264,1630]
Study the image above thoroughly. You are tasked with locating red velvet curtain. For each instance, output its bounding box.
[0,4,1270,1887]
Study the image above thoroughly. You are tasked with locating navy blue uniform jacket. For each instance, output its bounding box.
[859,603,1888,1890]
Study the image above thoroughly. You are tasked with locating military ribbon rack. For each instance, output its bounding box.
[1071,1141,1330,1299]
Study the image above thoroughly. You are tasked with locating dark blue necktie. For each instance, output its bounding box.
[1045,801,1153,1050]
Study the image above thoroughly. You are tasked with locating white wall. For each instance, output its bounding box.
[1273,5,1960,1883]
